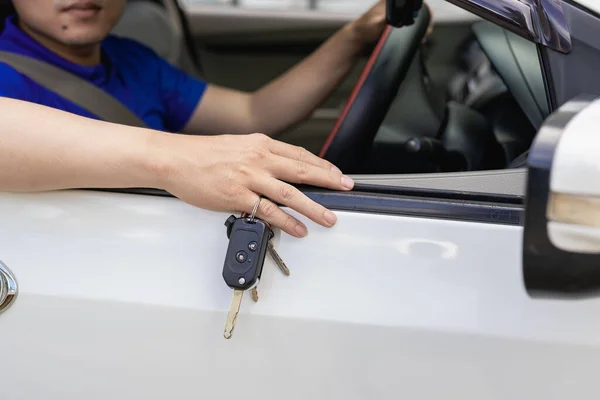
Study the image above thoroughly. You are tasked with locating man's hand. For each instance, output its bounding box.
[154,133,354,238]
[348,0,434,45]
[346,0,387,46]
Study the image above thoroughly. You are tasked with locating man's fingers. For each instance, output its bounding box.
[267,139,342,173]
[267,154,354,191]
[251,175,337,231]
[228,135,351,236]
[243,191,308,237]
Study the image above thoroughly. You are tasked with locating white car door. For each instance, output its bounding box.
[0,189,525,400]
[3,97,600,400]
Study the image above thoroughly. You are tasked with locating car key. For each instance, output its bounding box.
[250,239,287,303]
[230,212,290,284]
[222,214,271,338]
[251,287,259,302]
[224,288,243,339]
[267,241,290,276]
[250,242,288,303]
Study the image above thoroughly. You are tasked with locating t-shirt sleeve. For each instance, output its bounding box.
[106,36,208,132]
[155,55,208,133]
[0,63,37,102]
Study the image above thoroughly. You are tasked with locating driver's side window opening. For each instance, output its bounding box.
[182,2,543,177]
[0,0,543,194]
[117,0,540,198]
[117,0,547,179]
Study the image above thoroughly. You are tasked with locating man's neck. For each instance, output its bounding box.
[18,22,101,66]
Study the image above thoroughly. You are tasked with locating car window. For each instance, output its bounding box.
[178,0,544,198]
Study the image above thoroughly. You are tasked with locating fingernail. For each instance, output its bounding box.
[341,175,354,189]
[331,165,342,173]
[295,224,307,237]
[324,210,337,226]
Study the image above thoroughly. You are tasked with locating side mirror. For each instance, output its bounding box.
[523,94,600,298]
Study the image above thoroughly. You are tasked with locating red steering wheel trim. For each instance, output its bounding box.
[318,26,393,158]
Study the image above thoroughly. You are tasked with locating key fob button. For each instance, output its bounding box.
[235,251,248,263]
[248,241,258,251]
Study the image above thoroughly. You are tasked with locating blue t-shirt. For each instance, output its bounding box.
[0,15,207,132]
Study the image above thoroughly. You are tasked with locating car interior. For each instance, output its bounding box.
[0,0,540,196]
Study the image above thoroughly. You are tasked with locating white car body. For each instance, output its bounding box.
[0,191,529,399]
[6,188,600,400]
[577,0,599,14]
[2,0,600,399]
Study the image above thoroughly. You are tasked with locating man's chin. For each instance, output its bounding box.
[59,30,109,47]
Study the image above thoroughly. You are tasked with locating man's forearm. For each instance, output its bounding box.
[0,98,163,192]
[0,97,355,238]
[249,23,364,136]
[181,25,364,137]
[182,1,387,137]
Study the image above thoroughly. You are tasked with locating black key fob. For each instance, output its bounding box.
[386,0,423,27]
[222,216,272,290]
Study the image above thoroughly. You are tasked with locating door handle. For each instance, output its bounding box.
[0,260,17,314]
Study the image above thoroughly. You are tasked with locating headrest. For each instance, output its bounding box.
[111,0,179,62]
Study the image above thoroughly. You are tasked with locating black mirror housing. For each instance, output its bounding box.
[523,95,600,299]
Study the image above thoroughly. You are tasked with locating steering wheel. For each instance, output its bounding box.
[318,6,431,173]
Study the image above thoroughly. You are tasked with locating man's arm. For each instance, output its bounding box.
[0,97,354,237]
[182,0,387,137]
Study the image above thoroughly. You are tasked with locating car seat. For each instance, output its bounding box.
[112,0,202,77]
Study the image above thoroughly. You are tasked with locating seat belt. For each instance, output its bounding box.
[0,50,147,128]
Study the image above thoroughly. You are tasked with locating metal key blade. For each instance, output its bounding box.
[267,241,290,276]
[224,289,244,339]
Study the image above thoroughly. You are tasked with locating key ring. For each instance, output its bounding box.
[249,196,261,222]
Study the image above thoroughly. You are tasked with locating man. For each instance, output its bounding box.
[0,0,390,237]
